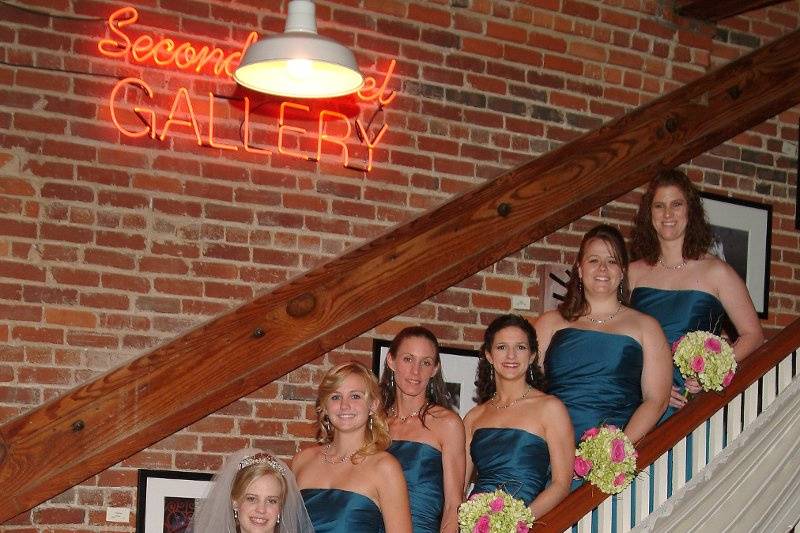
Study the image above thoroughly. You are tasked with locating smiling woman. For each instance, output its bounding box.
[291,362,412,533]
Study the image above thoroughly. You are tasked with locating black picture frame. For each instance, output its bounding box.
[372,338,480,417]
[136,469,213,533]
[701,192,771,318]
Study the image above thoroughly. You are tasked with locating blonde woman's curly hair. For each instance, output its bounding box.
[315,362,390,462]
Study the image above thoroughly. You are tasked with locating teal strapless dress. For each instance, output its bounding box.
[631,287,725,420]
[387,440,443,533]
[301,488,383,533]
[545,328,643,443]
[469,428,549,506]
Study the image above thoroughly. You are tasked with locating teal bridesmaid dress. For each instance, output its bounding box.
[386,440,444,532]
[301,488,383,533]
[631,287,725,421]
[545,328,643,443]
[469,428,550,506]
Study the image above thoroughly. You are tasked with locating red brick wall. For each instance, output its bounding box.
[1,0,798,530]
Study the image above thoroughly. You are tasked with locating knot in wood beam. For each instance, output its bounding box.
[286,293,317,318]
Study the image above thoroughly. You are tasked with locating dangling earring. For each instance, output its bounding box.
[233,508,239,521]
[322,414,332,433]
[390,371,394,390]
[490,365,495,382]
[618,283,624,301]
[578,279,583,293]
[528,364,534,383]
[276,514,281,524]
[368,412,373,431]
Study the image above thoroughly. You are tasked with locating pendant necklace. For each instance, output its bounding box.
[320,443,356,464]
[658,257,687,270]
[491,386,532,409]
[390,403,427,423]
[584,304,622,325]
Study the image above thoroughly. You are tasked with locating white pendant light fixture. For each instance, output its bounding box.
[234,0,364,98]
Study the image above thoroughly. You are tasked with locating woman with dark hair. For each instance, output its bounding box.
[535,224,672,446]
[379,326,465,533]
[629,169,763,420]
[292,362,412,533]
[464,314,573,517]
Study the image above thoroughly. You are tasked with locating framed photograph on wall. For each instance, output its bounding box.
[372,339,480,418]
[136,469,213,533]
[701,192,771,318]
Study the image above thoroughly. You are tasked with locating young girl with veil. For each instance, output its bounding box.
[189,448,314,533]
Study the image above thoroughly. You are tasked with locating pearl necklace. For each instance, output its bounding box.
[320,443,356,464]
[584,304,622,325]
[658,257,687,270]
[491,386,532,409]
[390,403,427,423]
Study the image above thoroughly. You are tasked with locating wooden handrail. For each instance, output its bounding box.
[2,29,800,522]
[534,317,800,532]
[675,0,787,22]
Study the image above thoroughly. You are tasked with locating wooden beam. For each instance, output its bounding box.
[675,0,787,22]
[2,29,800,522]
[533,317,800,531]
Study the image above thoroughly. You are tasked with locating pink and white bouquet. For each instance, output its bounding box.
[573,425,637,494]
[673,331,736,392]
[458,490,534,533]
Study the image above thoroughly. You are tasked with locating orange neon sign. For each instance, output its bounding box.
[99,6,398,172]
[98,7,258,77]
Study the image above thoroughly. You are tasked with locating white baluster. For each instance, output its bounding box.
[763,368,777,409]
[743,381,758,429]
[576,511,592,532]
[596,497,613,533]
[690,422,707,476]
[618,482,632,533]
[671,438,687,493]
[778,353,792,392]
[726,393,742,444]
[708,408,724,459]
[633,469,647,524]
[652,452,668,509]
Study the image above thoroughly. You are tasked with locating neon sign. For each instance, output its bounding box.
[98,7,396,172]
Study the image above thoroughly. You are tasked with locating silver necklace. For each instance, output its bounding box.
[491,386,531,409]
[390,403,426,423]
[320,443,356,464]
[658,257,687,270]
[584,304,622,325]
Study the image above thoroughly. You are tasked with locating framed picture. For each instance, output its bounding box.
[795,119,799,230]
[539,263,572,313]
[136,469,213,533]
[372,338,480,417]
[701,192,771,318]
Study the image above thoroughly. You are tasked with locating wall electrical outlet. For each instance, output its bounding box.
[511,295,530,310]
[106,507,130,523]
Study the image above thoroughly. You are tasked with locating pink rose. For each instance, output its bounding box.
[605,424,618,432]
[516,522,530,533]
[704,336,722,353]
[672,336,685,352]
[610,438,627,463]
[473,515,490,533]
[722,370,735,387]
[469,492,483,501]
[489,497,504,513]
[691,356,705,373]
[574,456,593,477]
[581,427,599,440]
[613,473,627,486]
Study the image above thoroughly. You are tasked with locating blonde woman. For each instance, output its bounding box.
[292,362,412,533]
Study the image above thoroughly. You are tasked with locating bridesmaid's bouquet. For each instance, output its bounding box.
[458,490,534,533]
[573,425,637,494]
[673,331,736,392]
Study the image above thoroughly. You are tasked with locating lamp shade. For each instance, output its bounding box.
[234,0,363,98]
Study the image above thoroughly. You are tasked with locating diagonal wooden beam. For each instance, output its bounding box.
[2,29,800,522]
[675,0,787,22]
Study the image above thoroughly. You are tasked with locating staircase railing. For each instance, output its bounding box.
[534,318,800,532]
[1,28,799,523]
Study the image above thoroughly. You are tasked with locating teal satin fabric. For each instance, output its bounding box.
[387,440,443,533]
[631,287,725,420]
[301,488,383,533]
[469,428,550,506]
[545,328,643,443]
